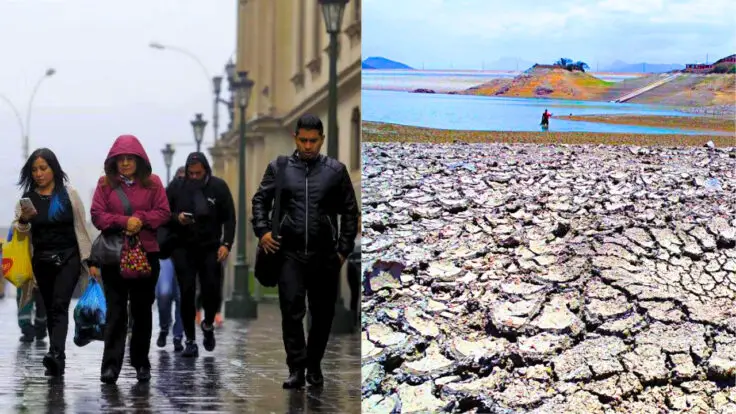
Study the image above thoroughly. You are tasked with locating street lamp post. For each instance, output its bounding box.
[224,70,257,319]
[150,43,239,146]
[319,0,348,160]
[161,144,175,184]
[212,58,238,139]
[190,113,207,153]
[1,68,56,160]
[319,0,354,335]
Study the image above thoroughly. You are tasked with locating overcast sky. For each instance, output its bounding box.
[0,0,236,224]
[363,0,736,70]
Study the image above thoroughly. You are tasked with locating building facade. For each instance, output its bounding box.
[211,0,361,301]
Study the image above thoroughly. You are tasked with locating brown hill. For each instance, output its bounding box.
[460,67,614,100]
[626,74,736,107]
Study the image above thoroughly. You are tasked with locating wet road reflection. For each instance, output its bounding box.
[0,298,360,412]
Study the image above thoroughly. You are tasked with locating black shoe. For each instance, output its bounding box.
[201,321,215,352]
[283,370,305,389]
[43,352,65,377]
[136,367,151,382]
[181,340,199,358]
[156,331,167,348]
[306,367,324,387]
[35,325,47,341]
[173,337,183,352]
[19,333,35,343]
[100,367,117,384]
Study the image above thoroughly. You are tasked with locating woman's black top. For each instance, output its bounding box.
[23,191,77,252]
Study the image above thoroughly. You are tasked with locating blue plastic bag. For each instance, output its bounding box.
[73,277,107,347]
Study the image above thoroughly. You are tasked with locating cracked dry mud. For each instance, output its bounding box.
[361,142,736,413]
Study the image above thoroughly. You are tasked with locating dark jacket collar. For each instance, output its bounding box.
[291,150,323,167]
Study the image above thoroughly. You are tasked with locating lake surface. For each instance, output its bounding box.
[362,89,716,135]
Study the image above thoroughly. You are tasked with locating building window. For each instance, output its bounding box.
[351,107,361,170]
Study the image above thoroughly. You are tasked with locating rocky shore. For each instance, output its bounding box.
[361,142,736,413]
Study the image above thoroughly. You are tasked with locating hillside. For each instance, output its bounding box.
[362,57,413,70]
[627,74,736,107]
[461,67,614,100]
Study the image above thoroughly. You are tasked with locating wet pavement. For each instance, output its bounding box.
[0,295,360,413]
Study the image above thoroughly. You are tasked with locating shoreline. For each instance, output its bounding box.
[362,121,736,148]
[557,114,736,133]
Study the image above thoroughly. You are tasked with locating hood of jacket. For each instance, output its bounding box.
[185,152,212,177]
[105,135,152,175]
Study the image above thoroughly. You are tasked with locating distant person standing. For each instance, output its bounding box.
[252,114,359,389]
[541,109,552,129]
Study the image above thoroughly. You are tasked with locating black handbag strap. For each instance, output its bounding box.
[114,186,133,216]
[271,156,289,237]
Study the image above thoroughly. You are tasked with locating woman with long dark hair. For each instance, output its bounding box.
[13,148,93,376]
[90,135,170,384]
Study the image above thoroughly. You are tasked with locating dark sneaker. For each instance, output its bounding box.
[306,367,324,387]
[181,340,199,358]
[43,352,65,377]
[201,321,215,352]
[156,331,167,348]
[282,370,305,389]
[35,325,47,340]
[19,326,35,343]
[100,367,117,384]
[173,337,183,352]
[136,367,151,382]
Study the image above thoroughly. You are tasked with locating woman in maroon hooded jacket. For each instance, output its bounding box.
[90,135,170,384]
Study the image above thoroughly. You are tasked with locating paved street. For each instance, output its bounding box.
[0,292,360,413]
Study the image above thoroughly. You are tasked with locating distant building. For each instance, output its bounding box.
[209,0,361,301]
[684,54,735,73]
[684,63,713,73]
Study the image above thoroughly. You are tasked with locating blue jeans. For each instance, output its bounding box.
[155,258,183,339]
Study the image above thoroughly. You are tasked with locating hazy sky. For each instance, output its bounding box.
[0,0,236,224]
[363,0,736,70]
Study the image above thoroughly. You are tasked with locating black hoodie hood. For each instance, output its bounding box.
[185,152,212,177]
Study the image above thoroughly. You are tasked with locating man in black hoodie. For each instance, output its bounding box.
[252,114,359,388]
[166,152,236,357]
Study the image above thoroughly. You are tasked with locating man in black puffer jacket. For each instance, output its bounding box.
[166,152,236,358]
[251,114,359,389]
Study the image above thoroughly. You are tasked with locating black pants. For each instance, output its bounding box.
[171,246,222,340]
[33,251,80,355]
[278,251,341,371]
[101,254,159,375]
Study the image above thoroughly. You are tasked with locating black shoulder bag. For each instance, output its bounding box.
[254,156,289,288]
[90,186,133,266]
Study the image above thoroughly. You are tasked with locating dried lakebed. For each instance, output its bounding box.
[361,142,736,413]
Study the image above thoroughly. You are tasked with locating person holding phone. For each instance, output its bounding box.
[13,148,94,377]
[90,135,170,384]
[166,152,236,358]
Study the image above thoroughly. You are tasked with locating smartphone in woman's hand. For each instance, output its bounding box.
[19,198,37,215]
